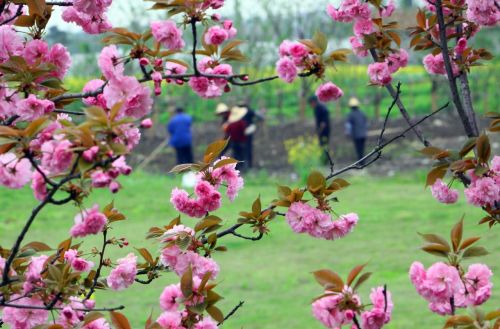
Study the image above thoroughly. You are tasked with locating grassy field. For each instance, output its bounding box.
[0,171,498,329]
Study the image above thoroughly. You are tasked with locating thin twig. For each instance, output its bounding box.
[0,4,23,26]
[369,49,430,146]
[84,230,109,301]
[191,19,200,76]
[218,301,245,326]
[327,102,450,179]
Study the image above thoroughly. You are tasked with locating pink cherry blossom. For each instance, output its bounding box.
[326,0,371,22]
[430,179,459,204]
[62,7,112,34]
[315,82,344,102]
[380,0,395,17]
[17,94,55,121]
[25,255,49,283]
[312,294,356,328]
[47,43,72,79]
[73,0,112,16]
[455,264,492,307]
[368,62,392,85]
[0,86,19,120]
[173,251,220,280]
[0,153,32,189]
[204,25,229,45]
[423,53,459,76]
[276,57,298,83]
[2,295,49,329]
[107,253,137,291]
[323,213,359,240]
[83,318,111,329]
[454,37,468,55]
[361,287,393,329]
[82,79,107,107]
[223,19,237,39]
[386,49,409,74]
[0,3,26,26]
[83,146,100,162]
[65,249,94,272]
[41,138,73,174]
[156,311,184,329]
[70,205,108,238]
[353,18,375,37]
[0,25,23,63]
[211,157,244,201]
[141,118,153,129]
[151,20,185,50]
[349,36,368,57]
[31,170,48,201]
[98,45,124,80]
[465,0,500,26]
[491,156,500,173]
[160,284,183,311]
[194,318,218,329]
[23,39,49,65]
[103,76,153,119]
[464,176,499,207]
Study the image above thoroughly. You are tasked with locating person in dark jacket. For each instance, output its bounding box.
[345,97,368,161]
[225,106,248,171]
[238,102,264,169]
[167,107,193,164]
[308,96,331,148]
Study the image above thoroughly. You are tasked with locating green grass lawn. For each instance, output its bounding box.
[0,171,498,329]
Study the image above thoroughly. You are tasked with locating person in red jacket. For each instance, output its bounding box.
[225,106,248,170]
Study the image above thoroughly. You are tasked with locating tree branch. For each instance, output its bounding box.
[0,4,23,26]
[327,102,450,179]
[369,49,430,146]
[191,19,200,76]
[435,0,478,137]
[218,301,245,326]
[84,230,109,301]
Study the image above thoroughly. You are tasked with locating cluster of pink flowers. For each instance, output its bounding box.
[410,261,493,315]
[430,156,499,208]
[70,205,108,238]
[312,285,393,329]
[157,279,219,329]
[56,297,97,328]
[0,27,71,81]
[465,0,500,26]
[204,20,237,46]
[91,156,133,194]
[430,179,459,204]
[189,58,233,98]
[96,45,153,119]
[367,50,408,86]
[106,253,138,291]
[0,153,32,189]
[423,53,459,76]
[276,40,309,83]
[151,20,185,51]
[361,287,394,329]
[286,202,358,240]
[170,158,243,217]
[62,0,112,34]
[160,225,220,280]
[316,82,344,103]
[464,160,500,208]
[1,295,48,329]
[64,249,94,272]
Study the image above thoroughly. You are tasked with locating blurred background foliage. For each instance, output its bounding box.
[48,0,499,124]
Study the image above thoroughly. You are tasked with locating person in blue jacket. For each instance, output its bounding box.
[167,107,193,164]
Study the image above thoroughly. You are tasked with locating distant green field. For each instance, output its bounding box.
[1,171,498,328]
[64,62,500,124]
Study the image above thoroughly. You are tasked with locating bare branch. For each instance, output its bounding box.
[435,0,478,137]
[218,301,245,326]
[84,230,109,301]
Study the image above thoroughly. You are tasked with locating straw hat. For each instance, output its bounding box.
[215,103,229,114]
[348,97,360,107]
[228,106,248,123]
